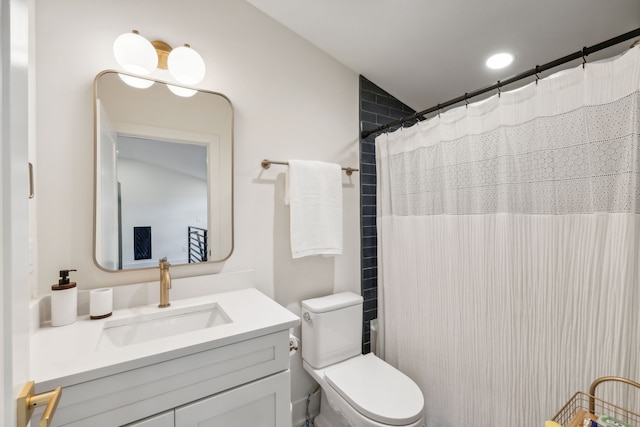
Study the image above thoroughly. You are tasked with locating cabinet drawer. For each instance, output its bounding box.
[50,331,289,426]
[175,370,291,427]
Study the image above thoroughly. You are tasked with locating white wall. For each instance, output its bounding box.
[35,0,360,423]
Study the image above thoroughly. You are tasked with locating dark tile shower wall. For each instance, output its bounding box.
[359,75,418,354]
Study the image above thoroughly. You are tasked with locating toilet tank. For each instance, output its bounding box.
[301,292,363,369]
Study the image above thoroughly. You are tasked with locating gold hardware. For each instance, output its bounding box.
[588,376,640,415]
[158,257,172,308]
[344,167,357,176]
[128,30,173,70]
[150,40,172,70]
[261,159,272,170]
[17,381,62,427]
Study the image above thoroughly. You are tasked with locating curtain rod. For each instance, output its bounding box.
[361,27,640,139]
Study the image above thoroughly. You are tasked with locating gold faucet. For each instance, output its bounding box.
[158,257,172,308]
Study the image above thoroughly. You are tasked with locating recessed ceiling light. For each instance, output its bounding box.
[486,52,513,70]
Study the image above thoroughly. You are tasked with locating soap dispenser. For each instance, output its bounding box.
[51,269,77,326]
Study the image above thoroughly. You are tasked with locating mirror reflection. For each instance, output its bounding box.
[94,71,233,271]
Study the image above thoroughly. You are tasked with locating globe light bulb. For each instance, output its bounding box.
[113,31,158,75]
[168,45,206,85]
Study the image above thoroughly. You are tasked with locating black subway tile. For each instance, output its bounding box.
[361,141,375,154]
[361,162,376,173]
[360,121,378,133]
[361,77,390,96]
[361,236,377,248]
[375,114,396,126]
[360,110,376,123]
[362,216,376,228]
[361,246,377,259]
[362,267,377,280]
[361,90,377,102]
[360,173,376,186]
[364,298,378,311]
[362,205,376,216]
[362,257,377,269]
[363,308,378,321]
[360,75,414,351]
[362,342,371,354]
[361,194,376,206]
[389,107,409,120]
[362,277,377,290]
[361,184,376,195]
[364,288,377,301]
[363,134,377,143]
[361,152,375,165]
[376,95,405,111]
[361,101,390,116]
[362,225,377,237]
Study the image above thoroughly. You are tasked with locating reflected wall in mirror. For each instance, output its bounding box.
[94,71,233,271]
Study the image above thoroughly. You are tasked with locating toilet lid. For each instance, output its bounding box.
[323,353,424,426]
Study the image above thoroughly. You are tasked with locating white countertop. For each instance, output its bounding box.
[31,288,299,390]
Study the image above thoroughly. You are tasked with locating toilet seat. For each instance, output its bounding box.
[322,353,424,426]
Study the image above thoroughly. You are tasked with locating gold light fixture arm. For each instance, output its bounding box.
[17,381,62,427]
[151,40,172,70]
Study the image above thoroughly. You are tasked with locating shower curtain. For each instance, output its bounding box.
[376,46,640,427]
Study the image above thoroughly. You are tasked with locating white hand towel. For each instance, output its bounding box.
[285,160,343,258]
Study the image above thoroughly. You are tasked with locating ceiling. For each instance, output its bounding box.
[247,0,640,112]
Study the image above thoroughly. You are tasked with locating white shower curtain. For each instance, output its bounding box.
[376,46,640,427]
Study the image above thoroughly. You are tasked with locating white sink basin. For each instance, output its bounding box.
[97,302,231,350]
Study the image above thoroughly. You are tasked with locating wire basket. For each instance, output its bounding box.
[550,377,640,427]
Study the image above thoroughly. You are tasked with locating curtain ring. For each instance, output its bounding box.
[535,65,540,85]
[464,93,469,108]
[437,104,441,118]
[582,47,588,68]
[497,81,501,98]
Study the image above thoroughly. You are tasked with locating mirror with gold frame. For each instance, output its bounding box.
[93,70,233,271]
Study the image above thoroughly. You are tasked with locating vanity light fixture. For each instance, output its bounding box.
[113,30,206,96]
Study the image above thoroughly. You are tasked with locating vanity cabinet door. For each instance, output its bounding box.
[124,410,174,427]
[175,370,290,427]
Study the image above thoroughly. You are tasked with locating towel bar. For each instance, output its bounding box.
[261,159,359,176]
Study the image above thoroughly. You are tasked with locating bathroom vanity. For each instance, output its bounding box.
[30,288,299,426]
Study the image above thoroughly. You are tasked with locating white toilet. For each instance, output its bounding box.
[301,292,425,427]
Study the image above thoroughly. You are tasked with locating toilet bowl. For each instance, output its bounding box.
[301,292,425,427]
